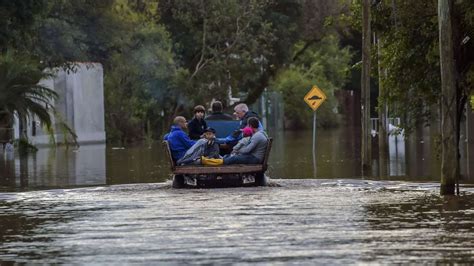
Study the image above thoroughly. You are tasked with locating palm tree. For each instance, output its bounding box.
[0,52,58,143]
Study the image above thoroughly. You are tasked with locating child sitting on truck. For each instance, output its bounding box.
[177,127,220,165]
[231,127,253,155]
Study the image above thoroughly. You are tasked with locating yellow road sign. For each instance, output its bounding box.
[304,85,327,111]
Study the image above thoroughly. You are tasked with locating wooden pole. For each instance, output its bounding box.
[361,0,372,175]
[438,0,458,195]
[377,34,389,177]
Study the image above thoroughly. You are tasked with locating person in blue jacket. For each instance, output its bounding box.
[164,116,196,161]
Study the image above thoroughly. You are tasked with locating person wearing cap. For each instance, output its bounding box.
[201,118,267,166]
[205,101,234,120]
[202,127,220,159]
[223,117,268,165]
[164,116,196,161]
[231,126,253,155]
[177,127,220,165]
[188,105,207,140]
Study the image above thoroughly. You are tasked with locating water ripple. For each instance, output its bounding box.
[1,179,474,264]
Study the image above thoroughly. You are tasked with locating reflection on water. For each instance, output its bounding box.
[0,128,470,191]
[2,128,474,263]
[1,145,107,190]
[0,180,473,264]
[388,134,406,176]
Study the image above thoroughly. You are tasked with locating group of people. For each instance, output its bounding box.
[164,101,268,166]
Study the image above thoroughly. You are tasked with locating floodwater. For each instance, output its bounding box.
[1,129,474,264]
[1,129,462,191]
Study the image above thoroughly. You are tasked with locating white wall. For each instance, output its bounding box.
[14,63,106,145]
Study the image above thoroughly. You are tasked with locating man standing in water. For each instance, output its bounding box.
[164,116,196,161]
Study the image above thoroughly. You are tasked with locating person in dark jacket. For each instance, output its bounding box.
[233,103,262,129]
[205,101,234,120]
[164,116,196,161]
[215,103,264,147]
[201,127,220,159]
[188,105,207,140]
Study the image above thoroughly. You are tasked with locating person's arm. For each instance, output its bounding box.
[239,117,248,129]
[187,120,200,140]
[238,135,261,155]
[179,131,196,148]
[232,141,244,153]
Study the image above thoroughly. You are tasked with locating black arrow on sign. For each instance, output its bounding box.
[308,95,322,106]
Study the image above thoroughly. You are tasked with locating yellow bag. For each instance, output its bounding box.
[201,156,223,166]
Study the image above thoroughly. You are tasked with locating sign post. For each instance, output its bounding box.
[304,85,327,178]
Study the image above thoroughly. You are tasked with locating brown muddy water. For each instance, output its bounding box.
[1,129,474,264]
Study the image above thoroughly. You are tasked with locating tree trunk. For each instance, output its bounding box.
[361,0,372,175]
[377,34,389,177]
[18,116,28,141]
[438,0,458,195]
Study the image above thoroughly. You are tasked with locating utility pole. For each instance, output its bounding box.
[438,0,458,195]
[377,34,389,177]
[361,0,372,175]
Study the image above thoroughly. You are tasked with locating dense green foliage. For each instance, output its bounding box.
[348,0,474,132]
[0,0,47,53]
[271,36,352,129]
[4,0,471,141]
[0,52,57,136]
[159,0,301,109]
[0,0,359,142]
[1,0,181,143]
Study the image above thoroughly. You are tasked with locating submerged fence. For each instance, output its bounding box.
[251,90,284,132]
[370,118,401,135]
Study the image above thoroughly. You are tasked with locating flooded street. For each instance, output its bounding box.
[2,0,474,263]
[1,180,474,264]
[1,129,474,263]
[1,128,465,191]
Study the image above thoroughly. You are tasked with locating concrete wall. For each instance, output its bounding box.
[14,63,106,145]
[70,63,105,143]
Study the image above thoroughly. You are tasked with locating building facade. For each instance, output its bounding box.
[14,63,106,145]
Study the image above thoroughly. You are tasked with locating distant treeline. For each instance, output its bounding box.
[3,1,471,144]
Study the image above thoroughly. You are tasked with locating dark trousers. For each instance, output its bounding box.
[223,154,260,165]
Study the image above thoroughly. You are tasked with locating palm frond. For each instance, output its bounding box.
[0,52,60,141]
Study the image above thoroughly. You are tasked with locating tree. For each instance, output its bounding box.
[0,0,47,53]
[29,0,181,143]
[438,0,458,195]
[355,0,474,191]
[361,0,371,174]
[158,0,300,109]
[0,53,57,142]
[105,23,179,143]
[293,0,350,62]
[271,36,352,129]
